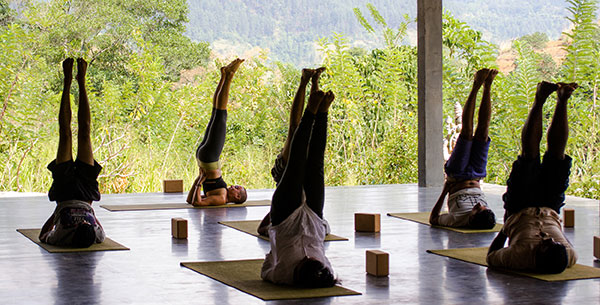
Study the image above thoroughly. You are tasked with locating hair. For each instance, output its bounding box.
[468,209,496,229]
[293,257,337,288]
[535,240,568,274]
[72,223,96,248]
[233,186,247,204]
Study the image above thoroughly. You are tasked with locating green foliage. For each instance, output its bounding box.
[1,0,600,200]
[515,32,550,49]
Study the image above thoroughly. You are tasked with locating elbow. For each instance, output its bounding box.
[429,217,438,225]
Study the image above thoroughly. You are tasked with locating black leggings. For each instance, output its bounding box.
[196,108,227,163]
[270,111,328,225]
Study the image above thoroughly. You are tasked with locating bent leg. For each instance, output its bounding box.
[270,91,324,225]
[75,58,94,166]
[57,59,74,164]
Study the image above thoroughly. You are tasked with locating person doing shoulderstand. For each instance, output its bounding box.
[258,67,326,236]
[39,58,105,248]
[261,89,337,288]
[487,82,579,274]
[430,68,498,229]
[187,59,247,206]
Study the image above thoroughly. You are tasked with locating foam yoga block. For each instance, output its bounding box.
[563,208,574,227]
[366,250,389,277]
[355,213,381,232]
[594,236,600,260]
[172,218,188,239]
[163,179,184,193]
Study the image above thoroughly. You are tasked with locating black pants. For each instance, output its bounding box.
[270,111,327,225]
[502,153,572,220]
[47,159,102,202]
[196,108,227,163]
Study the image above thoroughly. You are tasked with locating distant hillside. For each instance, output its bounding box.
[185,0,570,66]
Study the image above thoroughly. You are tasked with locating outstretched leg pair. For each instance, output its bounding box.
[40,58,104,247]
[502,81,578,220]
[270,90,335,225]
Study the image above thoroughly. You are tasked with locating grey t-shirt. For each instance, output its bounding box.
[40,199,105,246]
[261,203,333,285]
[438,187,488,227]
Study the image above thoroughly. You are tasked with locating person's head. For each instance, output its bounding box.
[72,222,96,248]
[468,204,496,229]
[293,257,337,288]
[227,185,247,204]
[535,238,568,274]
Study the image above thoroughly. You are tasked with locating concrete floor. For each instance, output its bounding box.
[1,184,598,304]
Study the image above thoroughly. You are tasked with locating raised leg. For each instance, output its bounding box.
[546,83,577,159]
[197,67,227,149]
[473,69,497,141]
[461,69,490,140]
[270,91,324,225]
[75,58,94,166]
[310,67,326,94]
[521,81,558,159]
[56,58,74,164]
[281,68,314,163]
[215,58,244,110]
[303,91,334,218]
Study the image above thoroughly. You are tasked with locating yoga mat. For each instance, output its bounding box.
[100,199,271,212]
[17,228,129,253]
[181,259,361,300]
[218,220,348,242]
[427,247,600,281]
[387,212,503,233]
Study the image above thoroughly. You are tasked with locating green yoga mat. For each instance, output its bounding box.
[218,220,348,242]
[181,259,361,300]
[100,199,271,212]
[427,247,600,281]
[387,212,503,233]
[17,228,129,253]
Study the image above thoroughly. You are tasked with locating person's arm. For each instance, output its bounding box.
[193,193,226,206]
[187,170,207,205]
[39,214,55,240]
[429,181,450,225]
[93,215,106,243]
[488,231,508,255]
[257,212,271,236]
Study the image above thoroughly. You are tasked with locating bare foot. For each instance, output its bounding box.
[63,58,74,80]
[318,90,335,113]
[76,58,87,83]
[223,58,244,77]
[535,81,559,101]
[473,68,490,86]
[485,69,498,86]
[301,68,316,82]
[311,67,326,92]
[556,82,578,101]
[306,90,325,114]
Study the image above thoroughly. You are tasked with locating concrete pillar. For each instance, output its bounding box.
[417,0,444,187]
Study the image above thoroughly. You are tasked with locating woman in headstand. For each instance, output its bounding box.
[261,89,337,287]
[258,67,325,236]
[187,58,247,206]
[39,58,105,247]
